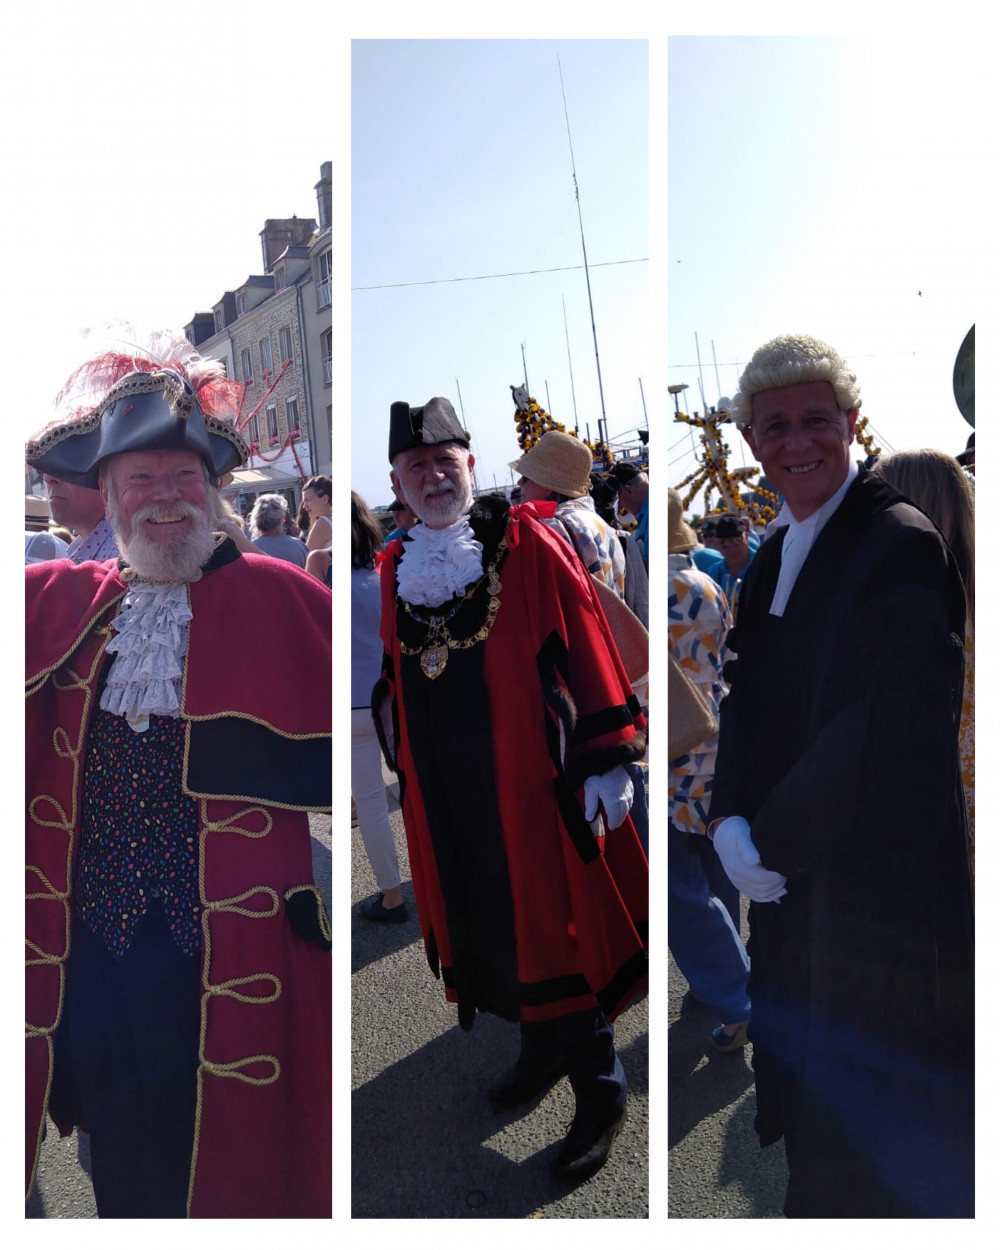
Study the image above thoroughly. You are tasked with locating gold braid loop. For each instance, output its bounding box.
[204,886,280,919]
[204,973,282,1005]
[201,807,274,839]
[201,1055,281,1086]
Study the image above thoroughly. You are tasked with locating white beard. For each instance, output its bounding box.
[111,498,216,581]
[407,474,474,529]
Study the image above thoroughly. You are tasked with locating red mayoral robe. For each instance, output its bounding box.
[377,498,648,1031]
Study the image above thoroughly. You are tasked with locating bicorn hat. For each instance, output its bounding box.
[26,342,249,490]
[508,430,594,500]
[389,397,470,463]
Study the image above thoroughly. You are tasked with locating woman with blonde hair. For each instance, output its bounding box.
[875,448,975,885]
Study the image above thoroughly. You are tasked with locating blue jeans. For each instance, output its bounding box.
[625,761,649,857]
[668,822,750,1024]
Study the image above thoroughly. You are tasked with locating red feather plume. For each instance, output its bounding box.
[56,333,242,420]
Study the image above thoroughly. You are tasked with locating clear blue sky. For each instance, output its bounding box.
[351,39,649,508]
[667,34,984,515]
[6,3,338,446]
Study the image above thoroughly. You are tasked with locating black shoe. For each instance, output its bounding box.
[487,1058,567,1110]
[359,893,408,924]
[551,1108,626,1183]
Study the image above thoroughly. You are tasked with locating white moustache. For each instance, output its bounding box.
[134,501,204,525]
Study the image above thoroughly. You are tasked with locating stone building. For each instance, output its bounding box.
[184,163,332,522]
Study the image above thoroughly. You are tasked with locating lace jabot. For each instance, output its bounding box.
[99,581,192,731]
[395,516,484,608]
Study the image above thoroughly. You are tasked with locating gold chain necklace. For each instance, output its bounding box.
[399,539,506,679]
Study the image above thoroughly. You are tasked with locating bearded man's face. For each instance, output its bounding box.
[102,449,216,580]
[390,442,475,530]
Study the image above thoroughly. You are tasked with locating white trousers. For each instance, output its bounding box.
[350,707,402,892]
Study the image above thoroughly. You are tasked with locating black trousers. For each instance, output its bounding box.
[51,904,201,1218]
[519,1007,626,1128]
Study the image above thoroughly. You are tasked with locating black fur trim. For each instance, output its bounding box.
[566,730,648,793]
[519,971,591,1007]
[284,886,332,951]
[595,949,649,1017]
[553,774,601,864]
[575,704,635,744]
[370,676,397,773]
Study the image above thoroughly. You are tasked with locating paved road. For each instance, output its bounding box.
[351,771,649,1219]
[25,815,332,1219]
[667,897,787,1218]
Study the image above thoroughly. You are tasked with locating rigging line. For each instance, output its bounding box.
[559,54,607,438]
[352,257,647,292]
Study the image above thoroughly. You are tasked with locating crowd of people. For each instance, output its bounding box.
[25,336,333,1218]
[27,325,974,1219]
[668,333,975,1218]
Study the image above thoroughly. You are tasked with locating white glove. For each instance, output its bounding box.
[712,816,788,903]
[583,765,634,831]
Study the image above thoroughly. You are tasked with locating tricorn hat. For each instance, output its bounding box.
[388,397,470,463]
[26,341,249,489]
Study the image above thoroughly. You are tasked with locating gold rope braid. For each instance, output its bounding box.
[284,884,332,945]
[187,804,286,1213]
[25,626,114,1202]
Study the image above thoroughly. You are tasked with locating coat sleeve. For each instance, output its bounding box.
[751,525,966,885]
[516,517,646,792]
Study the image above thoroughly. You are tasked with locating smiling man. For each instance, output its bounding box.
[374,397,648,1185]
[24,339,332,1218]
[706,334,974,1217]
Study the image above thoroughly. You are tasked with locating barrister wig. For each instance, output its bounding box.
[25,333,248,489]
[730,334,863,428]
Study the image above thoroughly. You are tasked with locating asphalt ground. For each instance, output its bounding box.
[351,770,649,1219]
[667,896,788,1218]
[25,814,333,1220]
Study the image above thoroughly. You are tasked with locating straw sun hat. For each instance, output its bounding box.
[668,487,698,553]
[509,431,593,500]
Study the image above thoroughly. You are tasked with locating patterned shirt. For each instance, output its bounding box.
[76,709,201,958]
[545,496,626,597]
[66,516,119,564]
[668,552,732,834]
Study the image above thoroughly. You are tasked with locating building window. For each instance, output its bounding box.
[236,291,246,315]
[214,307,225,334]
[279,325,293,366]
[317,251,332,309]
[250,414,260,448]
[241,347,253,385]
[260,337,273,378]
[286,396,300,441]
[267,406,279,444]
[322,329,332,384]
